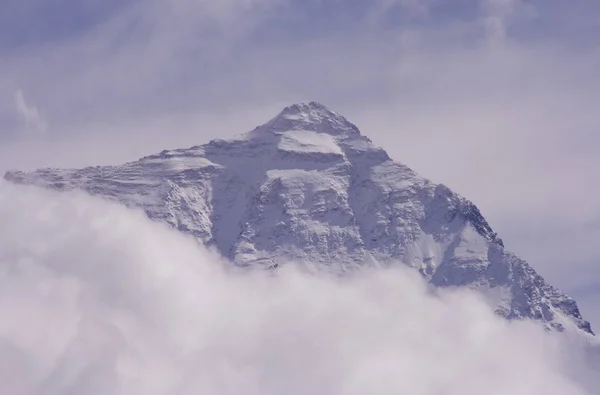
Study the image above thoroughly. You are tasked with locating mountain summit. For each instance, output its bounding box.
[264,101,362,137]
[4,102,593,335]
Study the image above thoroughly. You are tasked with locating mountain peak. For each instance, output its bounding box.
[280,101,335,117]
[3,105,594,336]
[264,101,361,137]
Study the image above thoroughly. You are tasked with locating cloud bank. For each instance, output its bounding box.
[0,182,598,395]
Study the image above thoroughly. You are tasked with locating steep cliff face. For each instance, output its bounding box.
[5,102,593,335]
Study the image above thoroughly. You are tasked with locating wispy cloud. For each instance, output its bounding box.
[14,89,47,136]
[480,0,538,44]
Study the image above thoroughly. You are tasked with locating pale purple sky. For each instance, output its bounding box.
[1,0,599,326]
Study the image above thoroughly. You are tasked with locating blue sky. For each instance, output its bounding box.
[1,0,600,327]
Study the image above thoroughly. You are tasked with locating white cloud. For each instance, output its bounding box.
[480,0,538,44]
[0,182,598,395]
[14,89,47,136]
[366,0,431,22]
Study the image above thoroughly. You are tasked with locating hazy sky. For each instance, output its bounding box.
[0,0,599,326]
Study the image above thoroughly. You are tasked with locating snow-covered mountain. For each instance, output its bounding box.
[4,102,593,335]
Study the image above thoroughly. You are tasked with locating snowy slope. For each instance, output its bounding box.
[5,102,593,335]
